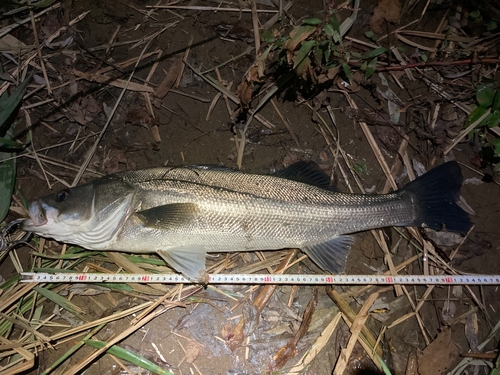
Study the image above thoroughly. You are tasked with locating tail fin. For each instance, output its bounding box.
[401,161,472,233]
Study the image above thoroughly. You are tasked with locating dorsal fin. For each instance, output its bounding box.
[275,161,335,190]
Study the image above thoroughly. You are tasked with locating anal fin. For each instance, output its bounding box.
[302,235,355,274]
[157,247,207,281]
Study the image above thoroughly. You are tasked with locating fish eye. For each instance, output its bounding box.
[56,189,70,202]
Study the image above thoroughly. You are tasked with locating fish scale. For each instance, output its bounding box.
[119,168,414,235]
[23,161,472,280]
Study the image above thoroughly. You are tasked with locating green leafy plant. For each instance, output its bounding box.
[257,0,391,102]
[0,73,31,223]
[465,83,500,171]
[262,12,351,85]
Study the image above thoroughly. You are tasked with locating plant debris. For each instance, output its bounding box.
[0,0,499,374]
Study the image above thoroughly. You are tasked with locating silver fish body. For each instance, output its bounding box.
[23,161,472,279]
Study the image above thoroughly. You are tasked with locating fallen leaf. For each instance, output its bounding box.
[237,65,262,108]
[154,58,183,104]
[237,80,253,108]
[103,148,137,174]
[185,340,202,364]
[465,313,479,351]
[417,328,460,375]
[268,288,317,372]
[317,65,340,84]
[284,25,316,51]
[370,0,402,34]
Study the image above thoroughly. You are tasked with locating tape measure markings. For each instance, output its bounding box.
[19,272,500,285]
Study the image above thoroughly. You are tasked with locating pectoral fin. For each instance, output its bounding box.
[302,235,355,274]
[136,203,199,229]
[157,247,207,280]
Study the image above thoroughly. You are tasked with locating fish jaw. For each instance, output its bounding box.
[24,199,61,232]
[22,194,134,249]
[23,197,93,244]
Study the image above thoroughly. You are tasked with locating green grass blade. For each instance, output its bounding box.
[85,339,174,375]
[33,286,87,321]
[0,150,15,222]
[41,323,106,375]
[0,76,32,134]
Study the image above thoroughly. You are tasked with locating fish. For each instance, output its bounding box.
[23,161,472,280]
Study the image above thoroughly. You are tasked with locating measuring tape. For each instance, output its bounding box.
[19,272,500,285]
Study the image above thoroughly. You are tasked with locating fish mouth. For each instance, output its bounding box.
[23,200,49,229]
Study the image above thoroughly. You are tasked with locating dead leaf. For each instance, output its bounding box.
[336,76,360,92]
[226,250,298,351]
[82,96,102,121]
[465,313,479,351]
[237,80,253,108]
[284,25,316,52]
[317,65,340,84]
[370,0,402,34]
[185,340,202,364]
[125,106,158,129]
[406,350,418,375]
[154,58,183,104]
[220,323,233,339]
[242,303,260,336]
[268,289,317,372]
[417,328,460,375]
[72,69,154,93]
[103,148,137,174]
[237,65,262,108]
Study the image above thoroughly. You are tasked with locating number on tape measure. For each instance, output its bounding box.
[19,272,500,285]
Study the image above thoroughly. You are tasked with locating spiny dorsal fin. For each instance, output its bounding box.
[275,161,335,190]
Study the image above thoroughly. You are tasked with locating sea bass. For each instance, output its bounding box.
[23,161,472,279]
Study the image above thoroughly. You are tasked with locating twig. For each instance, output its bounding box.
[27,116,51,189]
[175,35,193,88]
[251,0,264,78]
[22,151,103,178]
[286,313,342,374]
[28,1,52,94]
[169,89,210,103]
[262,1,293,29]
[44,10,91,46]
[200,46,254,75]
[184,59,275,129]
[72,69,154,92]
[444,109,491,155]
[397,29,475,43]
[214,68,234,119]
[332,291,381,374]
[0,3,61,39]
[271,99,300,147]
[341,91,397,189]
[146,5,278,13]
[71,27,166,186]
[374,58,500,72]
[65,306,169,374]
[142,49,162,142]
[326,288,383,358]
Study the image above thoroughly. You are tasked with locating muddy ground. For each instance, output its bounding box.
[1,0,500,374]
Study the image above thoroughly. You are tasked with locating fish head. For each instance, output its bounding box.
[23,176,136,248]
